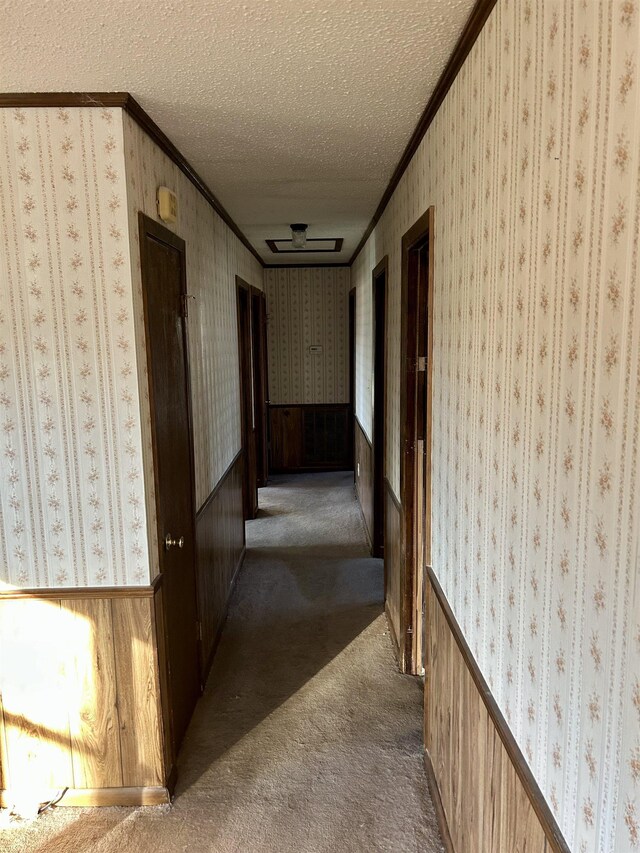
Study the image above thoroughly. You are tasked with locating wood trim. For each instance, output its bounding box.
[349,0,498,264]
[264,263,349,269]
[384,599,401,667]
[427,567,570,853]
[266,238,343,254]
[371,256,388,558]
[355,495,373,552]
[269,402,351,410]
[384,477,401,513]
[354,414,372,449]
[0,92,263,267]
[422,751,455,853]
[399,207,434,673]
[0,786,170,808]
[0,92,131,108]
[195,449,243,521]
[0,574,162,600]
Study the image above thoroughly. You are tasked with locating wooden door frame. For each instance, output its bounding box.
[138,212,201,765]
[372,256,388,559]
[250,286,269,488]
[348,286,356,475]
[400,207,434,674]
[236,276,258,519]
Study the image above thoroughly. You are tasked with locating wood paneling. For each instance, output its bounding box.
[0,591,167,806]
[64,599,122,789]
[112,597,164,786]
[195,451,246,680]
[383,479,402,663]
[354,417,373,548]
[270,404,352,472]
[425,570,569,853]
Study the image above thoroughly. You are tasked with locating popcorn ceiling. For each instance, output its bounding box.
[0,0,475,261]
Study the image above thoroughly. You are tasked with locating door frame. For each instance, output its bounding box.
[250,286,269,488]
[400,207,434,675]
[138,212,201,765]
[372,256,388,559]
[349,286,356,475]
[236,276,258,519]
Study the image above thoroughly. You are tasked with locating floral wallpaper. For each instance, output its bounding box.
[352,1,640,850]
[0,105,263,588]
[0,107,150,587]
[264,266,350,404]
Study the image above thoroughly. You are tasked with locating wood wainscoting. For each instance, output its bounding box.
[354,417,373,548]
[195,450,246,680]
[0,453,247,809]
[269,404,352,473]
[0,583,169,807]
[424,569,569,853]
[383,479,402,663]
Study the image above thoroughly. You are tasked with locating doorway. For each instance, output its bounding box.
[372,258,387,559]
[138,213,201,760]
[251,287,269,489]
[237,277,258,520]
[349,286,356,475]
[399,207,434,675]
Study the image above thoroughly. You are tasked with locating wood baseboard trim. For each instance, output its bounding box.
[427,568,570,853]
[201,545,247,686]
[354,484,373,551]
[0,786,170,808]
[384,599,402,667]
[423,750,455,853]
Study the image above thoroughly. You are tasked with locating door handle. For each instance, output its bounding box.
[165,533,185,550]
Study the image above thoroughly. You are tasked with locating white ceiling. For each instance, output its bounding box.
[1,0,475,265]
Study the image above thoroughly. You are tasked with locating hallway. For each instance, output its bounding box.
[0,473,443,853]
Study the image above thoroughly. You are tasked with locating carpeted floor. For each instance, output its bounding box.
[0,472,443,853]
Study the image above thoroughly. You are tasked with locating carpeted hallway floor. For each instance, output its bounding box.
[0,472,443,853]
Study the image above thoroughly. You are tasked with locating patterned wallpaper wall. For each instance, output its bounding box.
[264,266,350,404]
[0,107,150,587]
[123,114,264,515]
[352,2,640,851]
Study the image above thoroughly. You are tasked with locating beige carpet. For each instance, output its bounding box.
[0,472,443,853]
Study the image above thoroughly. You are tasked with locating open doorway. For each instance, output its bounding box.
[349,286,356,476]
[372,257,387,559]
[251,287,269,489]
[399,207,434,675]
[237,278,258,520]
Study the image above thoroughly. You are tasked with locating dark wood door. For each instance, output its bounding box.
[237,279,258,519]
[139,213,200,759]
[400,206,434,675]
[372,261,387,558]
[251,288,269,488]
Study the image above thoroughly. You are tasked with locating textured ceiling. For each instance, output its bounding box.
[1,0,475,264]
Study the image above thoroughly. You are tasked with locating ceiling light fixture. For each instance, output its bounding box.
[290,223,308,249]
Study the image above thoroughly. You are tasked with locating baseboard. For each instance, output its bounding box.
[201,545,246,685]
[0,786,170,808]
[423,750,455,853]
[384,599,402,667]
[354,483,373,551]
